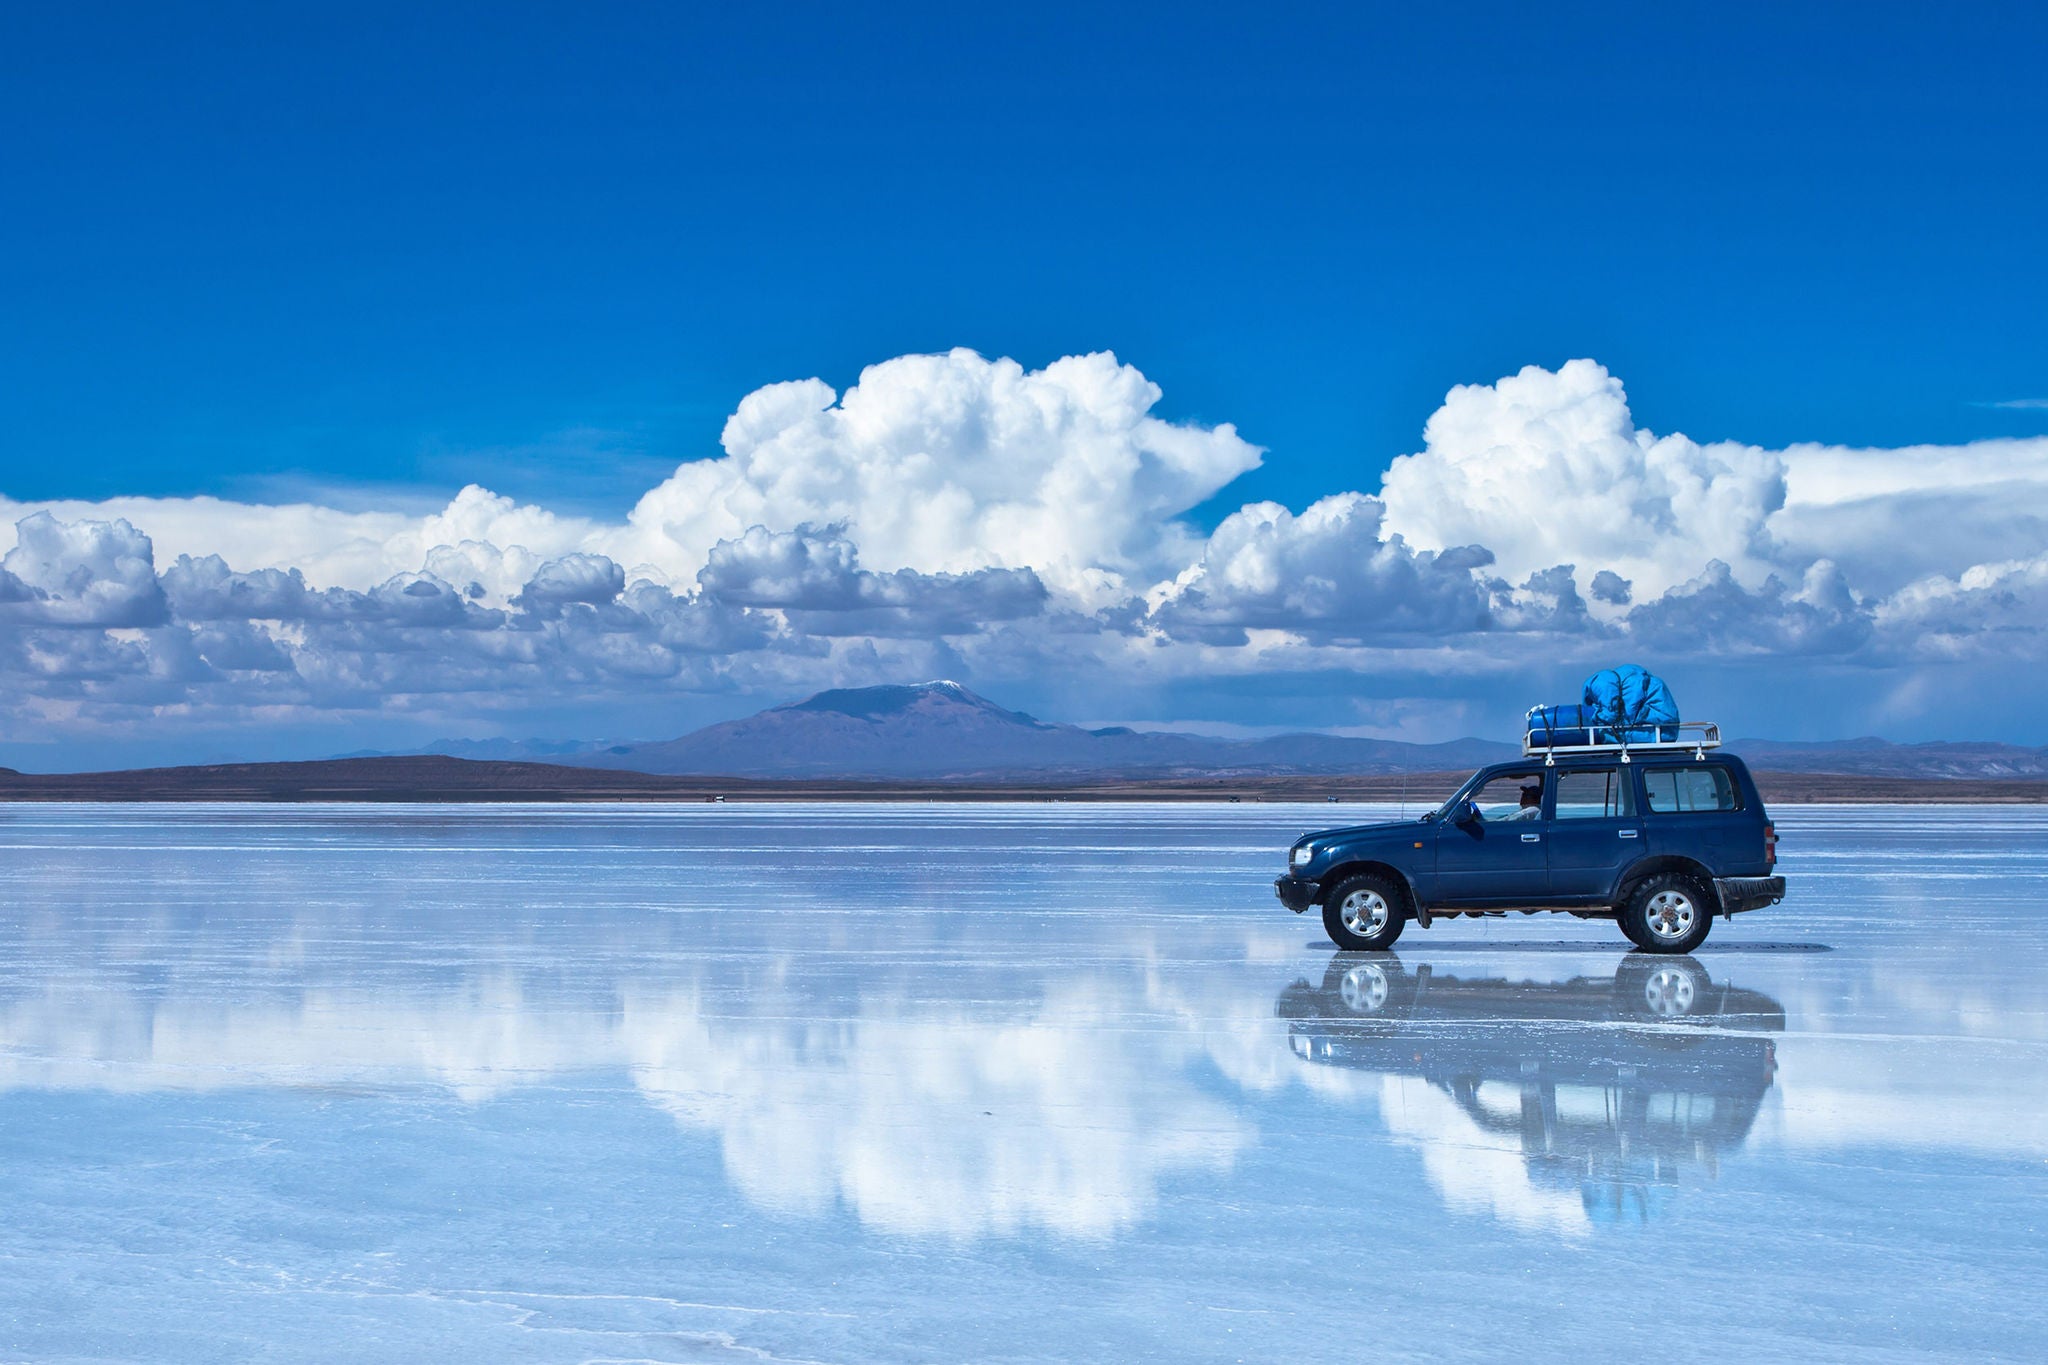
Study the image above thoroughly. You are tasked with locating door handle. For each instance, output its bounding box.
[1521,833,1541,843]
[1619,829,1639,839]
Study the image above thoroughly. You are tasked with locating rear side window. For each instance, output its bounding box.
[1554,768,1635,819]
[1643,766,1739,813]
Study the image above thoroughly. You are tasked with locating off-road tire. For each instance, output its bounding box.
[1322,873,1407,951]
[1620,873,1714,955]
[1617,911,1650,950]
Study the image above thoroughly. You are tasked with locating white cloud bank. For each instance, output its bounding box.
[1379,359,1788,598]
[1,350,1259,604]
[3,349,2046,751]
[616,349,1264,602]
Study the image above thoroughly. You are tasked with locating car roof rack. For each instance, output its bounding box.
[1522,720,1722,765]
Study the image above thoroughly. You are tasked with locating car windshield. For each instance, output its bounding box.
[1434,771,1487,819]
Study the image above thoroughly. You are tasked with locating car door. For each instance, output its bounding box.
[1434,769,1549,904]
[1546,766,1643,900]
[1642,763,1747,864]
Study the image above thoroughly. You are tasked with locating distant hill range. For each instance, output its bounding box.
[1720,737,2048,779]
[4,681,2043,803]
[399,680,2048,782]
[409,681,1519,780]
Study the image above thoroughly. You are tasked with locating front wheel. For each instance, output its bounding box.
[1615,955,1711,1019]
[1322,874,1406,951]
[1620,874,1714,955]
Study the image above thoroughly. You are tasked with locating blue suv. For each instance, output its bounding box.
[1275,747,1784,954]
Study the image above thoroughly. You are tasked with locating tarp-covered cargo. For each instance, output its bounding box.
[1526,665,1681,747]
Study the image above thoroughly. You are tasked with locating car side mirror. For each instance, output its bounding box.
[1454,799,1478,825]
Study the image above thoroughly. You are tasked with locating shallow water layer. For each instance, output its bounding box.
[0,802,2042,1363]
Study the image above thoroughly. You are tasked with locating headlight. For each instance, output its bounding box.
[1290,844,1313,868]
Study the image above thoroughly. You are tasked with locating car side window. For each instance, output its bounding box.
[1553,768,1635,819]
[1643,766,1739,813]
[1470,772,1545,821]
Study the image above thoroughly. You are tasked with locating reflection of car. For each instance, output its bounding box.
[1277,953,1785,1223]
[1274,750,1784,953]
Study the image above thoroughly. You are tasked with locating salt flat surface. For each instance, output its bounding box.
[0,802,2042,1363]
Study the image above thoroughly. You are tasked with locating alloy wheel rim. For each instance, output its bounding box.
[1340,889,1390,938]
[1645,889,1696,939]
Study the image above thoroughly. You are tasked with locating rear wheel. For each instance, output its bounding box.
[1322,873,1406,951]
[1620,874,1713,955]
[1617,911,1650,950]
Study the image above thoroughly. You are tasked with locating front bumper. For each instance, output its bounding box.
[1715,875,1786,915]
[1275,875,1321,913]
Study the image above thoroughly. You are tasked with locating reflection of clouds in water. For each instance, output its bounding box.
[0,973,1265,1241]
[0,980,614,1103]
[1376,1076,1591,1237]
[6,923,2041,1243]
[1752,949,2048,1161]
[1130,926,1367,1101]
[625,982,1250,1239]
[1760,1041,2048,1161]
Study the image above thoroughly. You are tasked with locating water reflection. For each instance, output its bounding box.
[0,844,2033,1249]
[1276,954,1785,1228]
[0,915,1259,1242]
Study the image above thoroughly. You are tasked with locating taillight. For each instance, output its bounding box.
[1764,821,1778,870]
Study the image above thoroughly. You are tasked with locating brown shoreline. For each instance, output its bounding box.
[0,755,2043,804]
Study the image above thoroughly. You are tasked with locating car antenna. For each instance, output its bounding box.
[1399,770,1407,819]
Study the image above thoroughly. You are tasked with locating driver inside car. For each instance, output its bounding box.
[1498,783,1543,820]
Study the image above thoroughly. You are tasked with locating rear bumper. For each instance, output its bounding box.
[1275,876,1321,913]
[1715,875,1786,915]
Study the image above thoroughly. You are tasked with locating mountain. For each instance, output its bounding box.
[416,681,1518,780]
[12,684,2048,798]
[1727,737,2048,779]
[393,682,2048,782]
[585,681,1091,777]
[6,755,2042,805]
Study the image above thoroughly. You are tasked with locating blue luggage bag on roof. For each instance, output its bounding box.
[1526,665,1681,747]
[1525,703,1596,748]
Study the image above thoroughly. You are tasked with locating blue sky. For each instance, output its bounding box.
[2,3,2047,764]
[9,3,2045,509]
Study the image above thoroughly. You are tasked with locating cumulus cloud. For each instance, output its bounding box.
[161,555,317,621]
[0,491,592,599]
[0,513,168,628]
[1377,358,2048,613]
[1626,560,1872,656]
[2,348,2047,750]
[698,525,1049,637]
[191,622,294,673]
[1151,495,1497,645]
[1588,569,1633,606]
[0,627,156,684]
[1,350,1258,605]
[1488,563,1598,634]
[1766,464,2048,597]
[1876,554,2048,659]
[611,349,1263,600]
[513,553,627,611]
[1378,360,1788,600]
